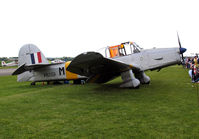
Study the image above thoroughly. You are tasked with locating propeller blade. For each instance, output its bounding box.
[177,32,182,48]
[177,32,186,63]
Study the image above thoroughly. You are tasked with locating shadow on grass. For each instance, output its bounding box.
[90,82,152,95]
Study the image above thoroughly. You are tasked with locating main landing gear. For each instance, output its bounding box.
[120,70,150,88]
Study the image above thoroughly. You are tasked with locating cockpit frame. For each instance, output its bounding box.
[105,41,142,58]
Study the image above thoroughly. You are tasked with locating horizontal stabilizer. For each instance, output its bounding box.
[12,63,61,75]
[12,64,26,75]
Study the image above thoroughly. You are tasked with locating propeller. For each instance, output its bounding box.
[177,32,186,64]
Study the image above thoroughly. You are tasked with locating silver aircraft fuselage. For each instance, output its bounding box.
[113,47,181,71]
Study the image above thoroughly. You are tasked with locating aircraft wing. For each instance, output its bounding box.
[12,63,62,75]
[67,52,140,83]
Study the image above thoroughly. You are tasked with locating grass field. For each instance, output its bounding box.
[0,66,199,138]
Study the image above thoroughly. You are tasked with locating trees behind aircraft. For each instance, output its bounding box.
[0,57,73,67]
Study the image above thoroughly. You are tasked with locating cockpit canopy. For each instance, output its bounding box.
[105,42,142,58]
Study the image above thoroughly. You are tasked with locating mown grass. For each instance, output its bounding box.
[0,66,198,138]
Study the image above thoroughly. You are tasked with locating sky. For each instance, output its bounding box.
[0,0,198,57]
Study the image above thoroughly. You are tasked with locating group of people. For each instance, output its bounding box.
[186,55,199,82]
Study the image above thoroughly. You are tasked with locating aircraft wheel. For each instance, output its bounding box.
[134,85,140,89]
[31,82,36,85]
[53,81,62,85]
[81,80,86,84]
[74,80,81,84]
[145,81,150,84]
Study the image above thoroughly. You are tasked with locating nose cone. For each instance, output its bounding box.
[180,48,187,54]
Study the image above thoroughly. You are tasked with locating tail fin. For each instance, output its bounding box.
[18,44,49,66]
[17,44,49,82]
[1,61,6,66]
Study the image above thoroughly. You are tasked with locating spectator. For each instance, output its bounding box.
[194,56,198,67]
[198,56,199,65]
[186,58,190,69]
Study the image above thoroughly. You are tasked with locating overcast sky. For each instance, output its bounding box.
[0,0,198,57]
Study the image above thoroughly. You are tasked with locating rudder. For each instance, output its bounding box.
[17,44,49,82]
[18,44,49,66]
[1,61,6,66]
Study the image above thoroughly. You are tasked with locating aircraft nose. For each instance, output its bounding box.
[179,48,186,54]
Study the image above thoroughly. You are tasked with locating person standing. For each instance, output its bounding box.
[194,56,198,67]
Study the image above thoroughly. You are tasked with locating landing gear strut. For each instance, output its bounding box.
[120,70,140,88]
[135,71,150,84]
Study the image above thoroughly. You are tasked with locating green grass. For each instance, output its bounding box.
[0,66,199,138]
